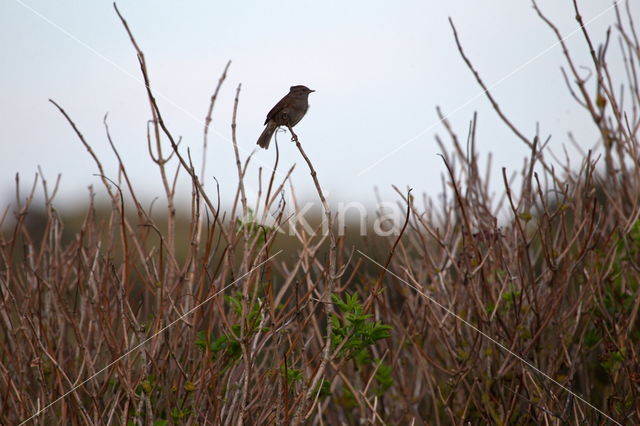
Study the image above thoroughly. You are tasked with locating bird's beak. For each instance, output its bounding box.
[309,89,315,93]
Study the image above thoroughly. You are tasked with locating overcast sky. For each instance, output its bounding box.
[1,1,633,214]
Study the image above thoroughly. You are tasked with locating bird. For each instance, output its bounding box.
[257,85,315,149]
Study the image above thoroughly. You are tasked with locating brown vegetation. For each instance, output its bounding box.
[1,1,639,424]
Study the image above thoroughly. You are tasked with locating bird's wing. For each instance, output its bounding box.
[264,93,290,124]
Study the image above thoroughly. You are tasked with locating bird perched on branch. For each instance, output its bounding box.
[257,85,314,149]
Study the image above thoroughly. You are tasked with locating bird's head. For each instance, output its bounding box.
[289,85,315,96]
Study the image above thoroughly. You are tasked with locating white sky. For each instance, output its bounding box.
[0,1,633,213]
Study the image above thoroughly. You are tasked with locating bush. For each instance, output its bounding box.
[2,2,639,424]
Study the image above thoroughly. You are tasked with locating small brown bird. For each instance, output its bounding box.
[257,85,315,149]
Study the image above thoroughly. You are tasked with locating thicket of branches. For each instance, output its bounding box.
[2,1,639,424]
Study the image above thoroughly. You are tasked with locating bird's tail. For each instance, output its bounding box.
[257,122,277,149]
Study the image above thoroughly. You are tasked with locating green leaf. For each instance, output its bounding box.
[280,366,303,384]
[330,292,393,361]
[373,361,394,396]
[312,378,332,398]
